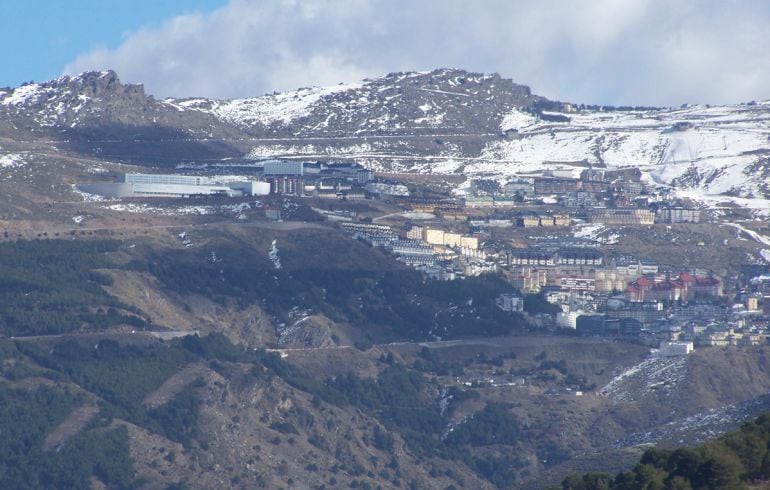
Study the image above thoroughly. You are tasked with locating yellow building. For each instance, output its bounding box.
[747,296,760,311]
[443,232,463,247]
[553,214,571,226]
[521,217,541,227]
[460,236,479,250]
[423,228,445,245]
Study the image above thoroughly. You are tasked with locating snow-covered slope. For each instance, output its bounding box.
[164,82,363,127]
[159,69,539,135]
[477,103,770,211]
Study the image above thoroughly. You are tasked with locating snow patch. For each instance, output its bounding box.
[500,108,539,131]
[723,223,770,246]
[169,82,362,127]
[104,203,216,215]
[72,186,110,202]
[0,153,25,169]
[601,356,688,403]
[573,223,620,245]
[614,393,770,449]
[0,83,45,106]
[401,212,436,220]
[269,240,282,269]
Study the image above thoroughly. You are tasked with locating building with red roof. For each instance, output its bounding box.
[626,273,721,302]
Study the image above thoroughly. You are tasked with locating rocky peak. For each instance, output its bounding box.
[60,70,145,99]
[374,68,534,100]
[0,70,159,129]
[48,70,150,108]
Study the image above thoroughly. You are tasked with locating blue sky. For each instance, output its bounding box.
[4,0,770,106]
[1,0,225,88]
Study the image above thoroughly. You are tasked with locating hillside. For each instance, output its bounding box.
[0,229,767,488]
[6,321,770,488]
[561,410,770,489]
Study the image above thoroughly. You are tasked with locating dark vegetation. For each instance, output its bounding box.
[377,272,526,339]
[0,335,223,488]
[9,322,758,489]
[0,234,713,488]
[0,240,145,336]
[147,241,527,340]
[445,402,520,447]
[1,329,541,488]
[328,364,445,450]
[325,364,527,487]
[0,234,579,487]
[563,412,770,489]
[0,382,134,489]
[524,292,561,315]
[411,346,469,377]
[0,235,528,343]
[15,339,202,448]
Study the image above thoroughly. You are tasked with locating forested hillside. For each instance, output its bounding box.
[562,413,770,489]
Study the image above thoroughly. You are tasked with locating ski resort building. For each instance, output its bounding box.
[657,207,701,223]
[495,293,524,312]
[421,228,480,250]
[533,178,580,195]
[625,273,722,302]
[262,160,304,176]
[656,341,694,357]
[587,208,655,225]
[507,249,603,267]
[77,173,270,198]
[265,176,304,196]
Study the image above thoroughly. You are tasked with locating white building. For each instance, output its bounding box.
[656,341,694,357]
[263,160,304,176]
[658,208,701,224]
[78,173,270,198]
[391,240,434,257]
[406,225,424,240]
[496,293,524,312]
[357,169,375,184]
[422,228,479,250]
[556,311,582,329]
[121,173,210,185]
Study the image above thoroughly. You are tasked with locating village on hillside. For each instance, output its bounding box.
[72,158,770,355]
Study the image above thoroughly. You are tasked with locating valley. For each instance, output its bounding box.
[0,68,769,488]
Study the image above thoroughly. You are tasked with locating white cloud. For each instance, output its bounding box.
[62,0,770,106]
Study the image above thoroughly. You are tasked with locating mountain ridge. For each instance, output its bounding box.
[1,68,770,213]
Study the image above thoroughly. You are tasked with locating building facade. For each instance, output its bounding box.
[658,207,701,223]
[79,173,269,198]
[588,208,655,225]
[263,160,304,176]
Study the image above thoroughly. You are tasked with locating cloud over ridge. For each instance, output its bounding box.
[63,0,770,105]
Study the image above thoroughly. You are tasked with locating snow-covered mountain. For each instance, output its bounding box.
[1,69,769,212]
[161,69,538,135]
[0,69,538,166]
[480,103,770,212]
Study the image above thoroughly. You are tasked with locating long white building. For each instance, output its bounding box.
[78,173,270,198]
[121,173,211,186]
